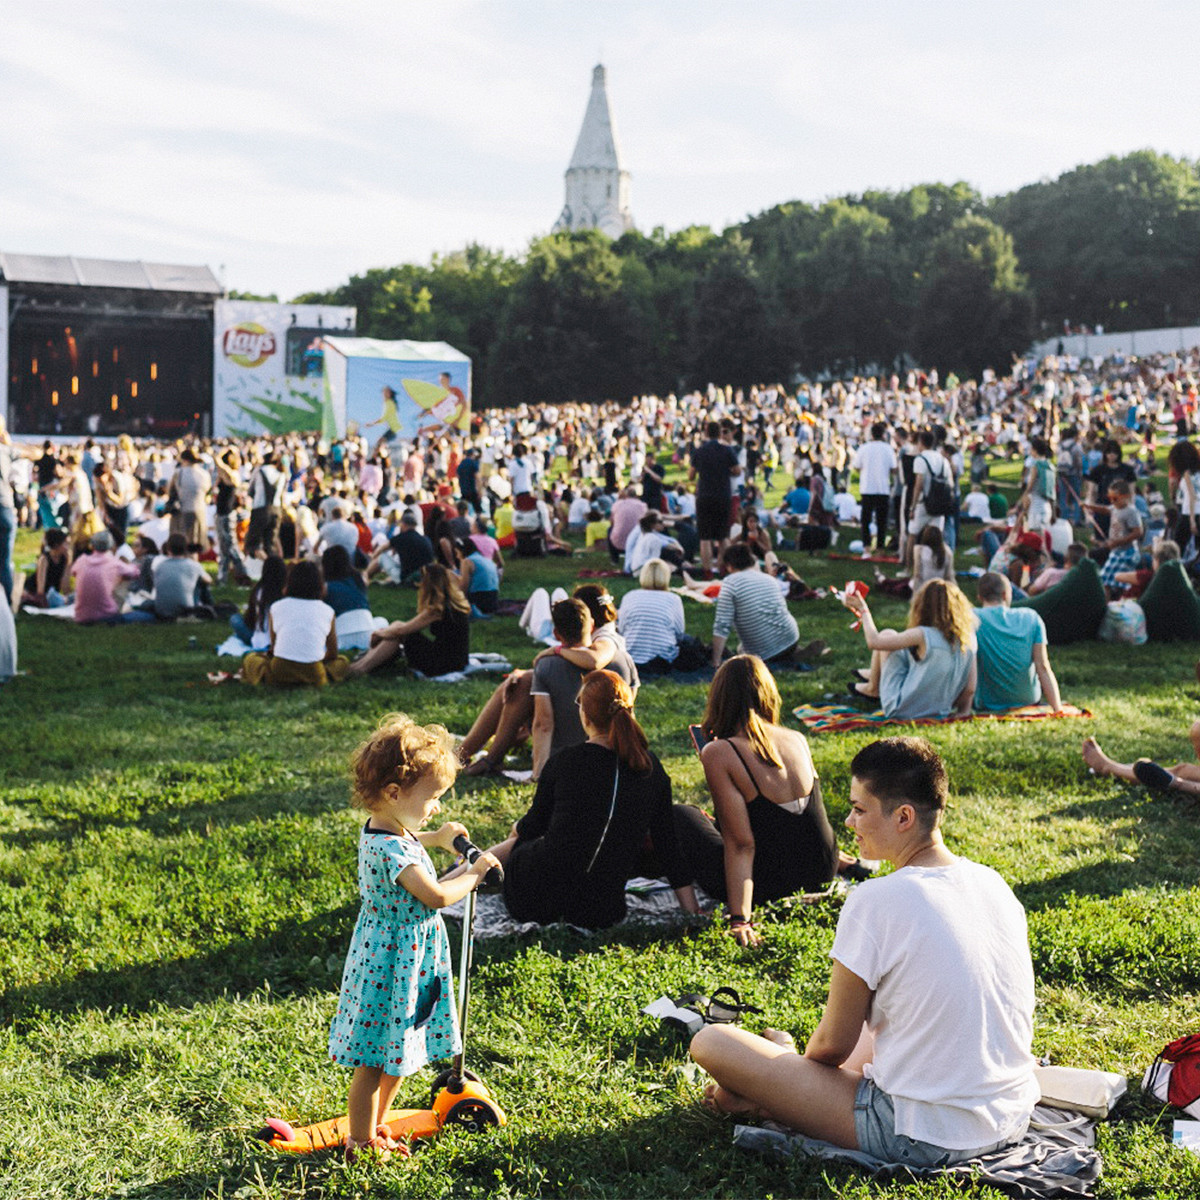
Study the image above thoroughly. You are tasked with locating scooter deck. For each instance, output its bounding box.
[266,1108,442,1153]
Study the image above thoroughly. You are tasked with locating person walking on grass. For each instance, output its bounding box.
[328,715,499,1162]
[691,737,1039,1167]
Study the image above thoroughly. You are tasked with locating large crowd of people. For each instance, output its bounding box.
[5,344,1199,1171]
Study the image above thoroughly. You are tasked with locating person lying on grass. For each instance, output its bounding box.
[1082,723,1200,796]
[691,736,1039,1167]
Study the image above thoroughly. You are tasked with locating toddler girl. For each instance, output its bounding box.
[328,713,500,1161]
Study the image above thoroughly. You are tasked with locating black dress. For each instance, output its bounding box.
[673,739,837,901]
[504,743,690,929]
[402,606,469,676]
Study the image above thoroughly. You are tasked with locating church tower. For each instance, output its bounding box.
[552,64,634,239]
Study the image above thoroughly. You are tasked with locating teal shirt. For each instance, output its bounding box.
[974,605,1046,711]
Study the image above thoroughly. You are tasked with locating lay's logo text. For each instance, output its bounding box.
[223,323,277,368]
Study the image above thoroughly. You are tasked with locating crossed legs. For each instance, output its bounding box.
[690,1023,871,1148]
[1082,722,1200,797]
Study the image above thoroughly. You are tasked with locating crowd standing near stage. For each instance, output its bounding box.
[6,346,1200,1173]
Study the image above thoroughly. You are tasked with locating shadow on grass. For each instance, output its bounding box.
[2,904,358,1029]
[1016,786,1200,911]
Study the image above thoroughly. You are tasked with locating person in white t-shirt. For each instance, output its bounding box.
[691,736,1038,1166]
[854,422,896,551]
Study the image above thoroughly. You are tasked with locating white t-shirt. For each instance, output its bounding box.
[831,857,1039,1150]
[269,597,334,663]
[568,495,592,526]
[963,492,991,521]
[855,440,897,495]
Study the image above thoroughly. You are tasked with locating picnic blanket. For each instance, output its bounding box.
[828,552,901,564]
[412,652,512,683]
[442,877,844,939]
[792,702,1092,734]
[734,1103,1102,1199]
[576,567,626,579]
[441,878,714,939]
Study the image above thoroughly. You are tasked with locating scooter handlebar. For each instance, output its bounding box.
[453,834,504,888]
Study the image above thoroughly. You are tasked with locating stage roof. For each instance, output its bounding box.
[321,336,470,361]
[0,252,223,295]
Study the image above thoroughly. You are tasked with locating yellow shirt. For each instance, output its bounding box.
[495,504,514,540]
[586,519,609,548]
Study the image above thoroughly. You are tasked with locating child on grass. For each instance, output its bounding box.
[328,714,500,1162]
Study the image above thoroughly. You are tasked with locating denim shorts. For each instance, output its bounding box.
[853,1077,1015,1167]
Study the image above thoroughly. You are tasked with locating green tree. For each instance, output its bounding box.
[911,215,1033,376]
[990,151,1200,332]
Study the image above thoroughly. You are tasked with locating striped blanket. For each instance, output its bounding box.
[792,702,1092,734]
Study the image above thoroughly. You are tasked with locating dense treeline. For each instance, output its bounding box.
[294,151,1200,405]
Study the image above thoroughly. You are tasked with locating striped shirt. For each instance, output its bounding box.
[712,568,798,661]
[618,589,686,664]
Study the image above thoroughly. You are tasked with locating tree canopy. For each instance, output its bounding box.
[292,150,1200,404]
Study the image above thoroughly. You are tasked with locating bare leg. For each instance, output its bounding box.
[464,673,534,771]
[458,678,510,761]
[1081,737,1138,783]
[346,637,402,677]
[1190,719,1200,761]
[348,1066,383,1143]
[700,540,714,574]
[855,649,885,698]
[690,1024,860,1148]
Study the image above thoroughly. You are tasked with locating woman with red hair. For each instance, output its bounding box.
[453,670,698,929]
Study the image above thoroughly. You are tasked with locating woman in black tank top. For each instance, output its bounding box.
[673,655,862,946]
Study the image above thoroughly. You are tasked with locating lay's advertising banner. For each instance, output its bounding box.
[213,300,355,437]
[322,337,471,442]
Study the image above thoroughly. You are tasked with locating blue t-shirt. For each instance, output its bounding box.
[784,486,811,516]
[974,606,1046,711]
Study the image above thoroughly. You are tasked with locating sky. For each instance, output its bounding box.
[3,0,1198,302]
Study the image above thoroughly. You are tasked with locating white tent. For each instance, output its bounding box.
[322,337,471,441]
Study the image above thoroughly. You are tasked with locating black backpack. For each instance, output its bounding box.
[920,453,955,517]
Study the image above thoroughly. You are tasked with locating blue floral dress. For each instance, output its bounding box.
[328,824,461,1076]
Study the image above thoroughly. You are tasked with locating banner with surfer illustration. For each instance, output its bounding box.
[322,337,471,442]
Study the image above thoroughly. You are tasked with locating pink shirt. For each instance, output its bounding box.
[469,533,500,561]
[608,498,648,551]
[71,552,140,623]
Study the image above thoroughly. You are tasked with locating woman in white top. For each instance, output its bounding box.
[691,737,1038,1166]
[242,560,350,686]
[617,559,686,671]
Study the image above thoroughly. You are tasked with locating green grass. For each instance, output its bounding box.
[6,474,1200,1198]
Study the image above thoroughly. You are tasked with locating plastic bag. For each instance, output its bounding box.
[1099,599,1147,644]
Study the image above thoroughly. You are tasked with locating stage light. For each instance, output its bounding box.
[111,394,118,411]
[131,381,138,398]
[150,362,157,380]
[51,391,58,406]
[112,347,119,364]
[31,357,37,374]
[92,361,99,377]
[71,376,79,395]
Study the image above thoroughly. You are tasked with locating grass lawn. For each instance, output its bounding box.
[5,466,1200,1198]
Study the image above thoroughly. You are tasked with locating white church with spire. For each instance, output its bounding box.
[552,64,634,240]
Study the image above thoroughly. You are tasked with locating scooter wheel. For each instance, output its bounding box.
[429,1068,482,1107]
[443,1098,500,1134]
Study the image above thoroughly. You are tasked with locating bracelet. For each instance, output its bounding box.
[727,914,752,927]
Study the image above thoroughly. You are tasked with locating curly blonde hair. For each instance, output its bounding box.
[350,713,458,811]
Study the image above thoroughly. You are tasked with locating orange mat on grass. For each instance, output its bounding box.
[792,702,1092,734]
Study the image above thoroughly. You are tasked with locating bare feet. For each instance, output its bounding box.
[761,1027,797,1050]
[463,755,498,777]
[701,1082,768,1117]
[1081,736,1111,776]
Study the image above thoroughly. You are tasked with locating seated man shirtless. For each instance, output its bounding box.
[691,737,1038,1166]
[1083,723,1200,796]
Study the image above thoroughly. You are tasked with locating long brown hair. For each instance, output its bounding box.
[418,562,469,616]
[578,670,652,774]
[701,654,783,768]
[907,578,974,650]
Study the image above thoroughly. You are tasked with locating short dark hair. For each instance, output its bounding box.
[851,737,948,832]
[321,543,354,581]
[286,559,324,600]
[722,543,756,571]
[976,571,1011,604]
[918,429,937,449]
[551,597,590,645]
[705,421,721,439]
[165,533,189,555]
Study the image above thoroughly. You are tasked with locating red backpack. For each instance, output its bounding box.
[1143,1034,1200,1117]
